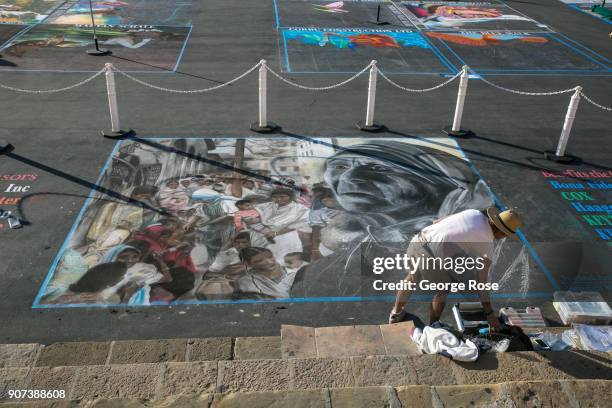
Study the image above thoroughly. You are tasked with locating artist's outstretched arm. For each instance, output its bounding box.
[477,258,501,330]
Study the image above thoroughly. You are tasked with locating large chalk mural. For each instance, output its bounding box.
[35,137,501,307]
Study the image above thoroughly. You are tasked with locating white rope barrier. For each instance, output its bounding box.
[377,69,461,93]
[0,61,609,154]
[111,61,263,93]
[0,68,106,93]
[265,62,373,91]
[477,75,576,96]
[579,92,612,112]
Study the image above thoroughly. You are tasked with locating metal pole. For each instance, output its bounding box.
[452,65,469,132]
[555,86,582,158]
[105,63,120,133]
[259,59,267,128]
[365,60,378,127]
[86,0,110,56]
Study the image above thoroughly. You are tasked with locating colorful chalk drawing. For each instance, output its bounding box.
[425,32,548,46]
[0,0,192,71]
[35,137,511,307]
[0,0,64,25]
[1,24,187,57]
[401,1,548,31]
[284,28,430,49]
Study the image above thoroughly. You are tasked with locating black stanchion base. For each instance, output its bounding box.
[544,150,577,164]
[250,121,280,133]
[0,141,14,155]
[356,121,386,132]
[87,48,112,56]
[443,125,473,138]
[369,20,390,25]
[102,129,135,140]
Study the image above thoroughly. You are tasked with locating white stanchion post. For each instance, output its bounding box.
[357,60,384,132]
[545,86,582,163]
[102,63,133,139]
[251,60,278,133]
[106,63,120,133]
[444,65,471,137]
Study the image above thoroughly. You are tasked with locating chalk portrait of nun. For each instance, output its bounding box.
[323,140,492,239]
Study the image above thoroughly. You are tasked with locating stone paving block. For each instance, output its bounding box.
[219,360,290,393]
[503,380,574,408]
[433,383,504,407]
[395,385,434,408]
[409,355,458,386]
[561,379,612,407]
[379,322,420,356]
[537,350,612,380]
[161,361,217,397]
[292,358,354,389]
[452,352,543,385]
[71,364,163,400]
[109,339,187,364]
[234,337,281,360]
[330,386,391,408]
[212,389,327,408]
[186,338,232,361]
[281,325,316,359]
[351,355,417,387]
[35,342,110,367]
[0,368,30,401]
[24,366,77,401]
[0,344,40,368]
[315,325,386,358]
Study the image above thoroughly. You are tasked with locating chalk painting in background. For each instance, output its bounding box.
[281,28,454,73]
[0,0,192,71]
[401,1,549,31]
[32,137,553,308]
[427,31,611,73]
[0,0,64,25]
[0,24,190,70]
[559,0,612,24]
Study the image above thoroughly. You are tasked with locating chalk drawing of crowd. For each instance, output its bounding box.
[40,138,493,306]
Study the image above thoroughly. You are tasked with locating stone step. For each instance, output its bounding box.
[1,350,610,402]
[0,381,610,407]
[0,337,283,369]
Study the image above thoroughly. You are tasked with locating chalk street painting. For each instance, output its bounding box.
[281,28,454,73]
[0,24,189,70]
[284,28,430,49]
[34,137,513,307]
[0,0,64,25]
[426,31,611,73]
[46,0,192,26]
[401,1,549,31]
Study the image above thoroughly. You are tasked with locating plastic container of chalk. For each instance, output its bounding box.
[553,291,612,325]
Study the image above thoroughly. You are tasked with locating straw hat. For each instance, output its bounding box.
[486,207,522,240]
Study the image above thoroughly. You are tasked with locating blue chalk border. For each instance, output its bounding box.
[32,135,560,309]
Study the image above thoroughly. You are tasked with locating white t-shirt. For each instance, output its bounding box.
[208,248,241,273]
[236,267,298,298]
[420,209,495,259]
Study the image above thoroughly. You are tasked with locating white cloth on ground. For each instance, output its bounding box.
[411,326,479,362]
